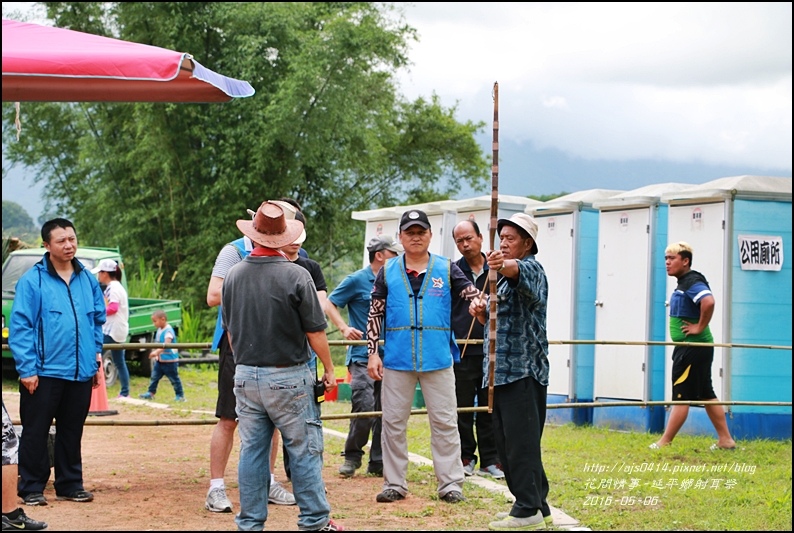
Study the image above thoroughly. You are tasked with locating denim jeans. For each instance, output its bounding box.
[146,360,183,397]
[234,364,330,531]
[104,334,130,397]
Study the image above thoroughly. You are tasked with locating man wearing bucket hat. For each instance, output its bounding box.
[366,209,480,505]
[204,200,301,512]
[470,212,552,530]
[221,201,342,532]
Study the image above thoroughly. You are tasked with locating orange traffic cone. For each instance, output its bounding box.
[88,365,118,417]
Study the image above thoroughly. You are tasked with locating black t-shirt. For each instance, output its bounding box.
[294,256,327,292]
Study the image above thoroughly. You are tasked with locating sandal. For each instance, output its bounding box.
[648,442,662,449]
[709,443,736,451]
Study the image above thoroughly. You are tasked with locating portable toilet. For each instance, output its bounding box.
[589,182,697,432]
[351,199,457,267]
[444,194,543,260]
[660,175,792,440]
[527,189,624,425]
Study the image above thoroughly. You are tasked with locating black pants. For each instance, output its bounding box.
[454,355,498,467]
[18,376,92,497]
[369,379,383,470]
[492,376,550,518]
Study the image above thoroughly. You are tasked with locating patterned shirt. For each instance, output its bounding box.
[482,255,550,387]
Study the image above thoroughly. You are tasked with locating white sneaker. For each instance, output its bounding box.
[462,459,476,476]
[496,512,553,526]
[489,510,547,530]
[479,463,505,479]
[205,487,232,513]
[268,480,296,505]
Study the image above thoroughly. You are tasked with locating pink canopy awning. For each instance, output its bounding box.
[2,18,255,103]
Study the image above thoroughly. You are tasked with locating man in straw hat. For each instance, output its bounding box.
[221,201,342,531]
[470,212,553,530]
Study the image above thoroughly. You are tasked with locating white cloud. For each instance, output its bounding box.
[396,2,792,170]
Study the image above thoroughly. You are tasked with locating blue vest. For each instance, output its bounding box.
[383,253,459,372]
[211,238,249,351]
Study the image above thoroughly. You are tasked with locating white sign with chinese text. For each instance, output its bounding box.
[738,235,784,271]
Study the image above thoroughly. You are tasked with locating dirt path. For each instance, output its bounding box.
[4,392,526,531]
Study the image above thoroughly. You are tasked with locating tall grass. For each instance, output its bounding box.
[126,256,163,299]
[178,302,203,344]
[125,257,212,344]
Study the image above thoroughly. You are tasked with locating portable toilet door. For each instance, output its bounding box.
[350,205,403,268]
[445,194,543,260]
[351,200,455,268]
[590,183,696,432]
[661,175,793,440]
[529,189,623,426]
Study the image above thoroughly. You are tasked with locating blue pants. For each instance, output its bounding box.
[146,360,183,397]
[234,363,330,531]
[104,334,130,397]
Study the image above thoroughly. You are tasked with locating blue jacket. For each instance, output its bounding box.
[383,253,458,371]
[10,253,106,382]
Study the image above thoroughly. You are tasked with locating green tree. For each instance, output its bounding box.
[530,192,569,202]
[1,2,490,320]
[1,200,36,239]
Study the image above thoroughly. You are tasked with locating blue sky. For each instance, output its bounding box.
[3,2,791,221]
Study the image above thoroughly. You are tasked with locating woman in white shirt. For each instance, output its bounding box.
[92,259,130,398]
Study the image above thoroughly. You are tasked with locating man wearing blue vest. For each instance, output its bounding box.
[366,209,480,504]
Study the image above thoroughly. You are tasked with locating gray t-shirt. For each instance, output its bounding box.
[221,255,327,367]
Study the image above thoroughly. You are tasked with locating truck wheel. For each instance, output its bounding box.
[103,350,118,388]
[2,358,18,378]
[134,336,154,378]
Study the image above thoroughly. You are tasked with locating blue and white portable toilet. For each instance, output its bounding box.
[589,182,697,432]
[444,194,542,260]
[661,175,792,440]
[527,189,624,425]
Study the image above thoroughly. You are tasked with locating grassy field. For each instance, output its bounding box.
[3,366,791,530]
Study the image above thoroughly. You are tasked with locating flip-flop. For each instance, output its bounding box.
[648,442,662,449]
[709,443,736,451]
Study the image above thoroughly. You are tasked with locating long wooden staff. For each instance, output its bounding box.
[487,81,499,413]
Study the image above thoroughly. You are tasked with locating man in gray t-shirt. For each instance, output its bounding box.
[222,201,340,531]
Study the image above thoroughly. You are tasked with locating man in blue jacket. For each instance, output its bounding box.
[10,218,106,506]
